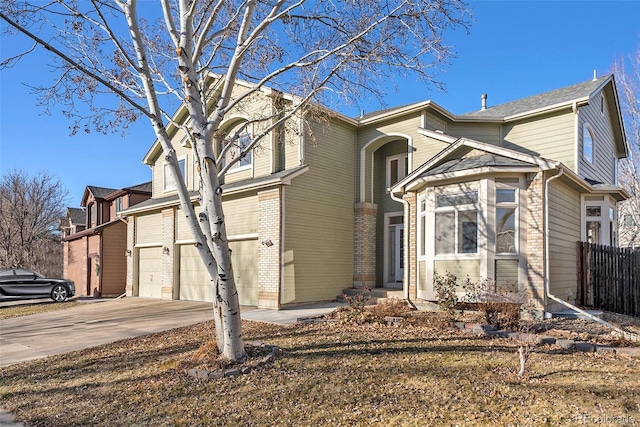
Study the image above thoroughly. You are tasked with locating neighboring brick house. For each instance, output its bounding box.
[122,75,628,315]
[62,183,151,297]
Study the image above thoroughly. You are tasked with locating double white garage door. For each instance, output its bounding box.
[138,241,258,306]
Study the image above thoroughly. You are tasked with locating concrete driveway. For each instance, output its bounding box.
[0,298,214,367]
[0,297,341,368]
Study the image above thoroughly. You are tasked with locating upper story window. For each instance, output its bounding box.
[164,156,187,192]
[223,131,253,171]
[115,197,123,214]
[387,154,409,188]
[583,124,595,165]
[434,187,478,255]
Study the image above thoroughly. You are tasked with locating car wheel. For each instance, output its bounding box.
[51,285,68,302]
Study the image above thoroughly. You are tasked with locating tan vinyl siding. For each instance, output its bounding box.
[283,113,304,171]
[495,259,519,290]
[434,259,481,284]
[100,222,127,295]
[424,112,447,133]
[136,212,163,245]
[548,178,580,302]
[578,91,618,184]
[175,205,200,242]
[282,118,355,304]
[448,122,501,146]
[223,194,260,236]
[175,195,259,242]
[503,110,575,169]
[357,113,422,202]
[411,136,450,171]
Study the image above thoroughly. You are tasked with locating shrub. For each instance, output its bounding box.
[433,271,460,312]
[341,285,371,311]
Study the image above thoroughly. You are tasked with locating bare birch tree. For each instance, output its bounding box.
[0,0,469,361]
[0,170,67,277]
[614,49,640,248]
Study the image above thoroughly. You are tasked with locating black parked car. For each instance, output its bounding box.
[0,268,75,302]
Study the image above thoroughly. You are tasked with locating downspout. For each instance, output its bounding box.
[389,190,410,301]
[544,168,638,342]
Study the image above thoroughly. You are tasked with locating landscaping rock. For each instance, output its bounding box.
[556,339,576,350]
[574,342,596,352]
[224,368,241,378]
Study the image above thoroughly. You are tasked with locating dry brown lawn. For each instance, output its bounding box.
[1,312,639,427]
[0,300,78,320]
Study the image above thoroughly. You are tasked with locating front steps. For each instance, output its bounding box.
[337,287,404,305]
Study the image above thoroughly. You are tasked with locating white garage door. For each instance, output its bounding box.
[230,239,258,306]
[138,246,163,298]
[178,240,258,305]
[179,245,214,302]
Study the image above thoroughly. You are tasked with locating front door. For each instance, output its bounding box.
[390,223,404,283]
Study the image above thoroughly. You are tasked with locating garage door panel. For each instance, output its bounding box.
[179,241,257,305]
[179,245,214,302]
[138,247,162,298]
[230,240,258,306]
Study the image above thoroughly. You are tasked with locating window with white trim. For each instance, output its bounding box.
[434,189,478,255]
[164,156,186,192]
[386,154,408,188]
[495,186,518,254]
[583,124,595,164]
[223,130,253,171]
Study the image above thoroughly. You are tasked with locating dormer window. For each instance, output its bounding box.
[164,156,187,192]
[583,124,595,165]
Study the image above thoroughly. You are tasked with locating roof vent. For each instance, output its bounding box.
[481,94,488,111]
[593,69,597,81]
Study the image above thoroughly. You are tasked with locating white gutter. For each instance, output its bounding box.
[389,190,410,301]
[544,168,638,342]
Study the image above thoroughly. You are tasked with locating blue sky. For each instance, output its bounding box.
[1,0,639,207]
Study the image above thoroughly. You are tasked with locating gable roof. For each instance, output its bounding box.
[392,138,556,193]
[391,137,628,201]
[87,185,118,199]
[66,207,86,225]
[459,76,610,119]
[422,152,534,177]
[124,181,152,193]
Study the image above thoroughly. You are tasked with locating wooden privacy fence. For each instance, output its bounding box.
[577,242,640,318]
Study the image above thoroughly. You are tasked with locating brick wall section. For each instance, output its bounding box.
[525,172,546,313]
[258,188,281,309]
[125,217,134,296]
[404,192,417,300]
[353,202,377,288]
[161,208,175,300]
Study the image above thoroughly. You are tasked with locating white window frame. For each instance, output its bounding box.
[386,153,408,189]
[224,130,253,173]
[495,183,519,255]
[581,196,618,246]
[583,123,595,165]
[163,155,187,192]
[433,187,479,256]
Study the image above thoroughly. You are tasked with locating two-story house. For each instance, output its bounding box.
[62,183,151,297]
[122,75,627,316]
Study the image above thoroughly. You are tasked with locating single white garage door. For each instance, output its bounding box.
[178,240,258,305]
[179,244,214,302]
[230,239,258,306]
[138,246,163,298]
